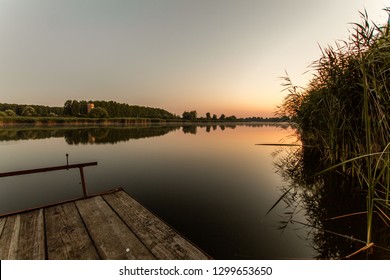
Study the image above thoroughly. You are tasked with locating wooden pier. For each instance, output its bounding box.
[0,189,211,260]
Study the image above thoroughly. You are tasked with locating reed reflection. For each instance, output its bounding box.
[272,145,390,259]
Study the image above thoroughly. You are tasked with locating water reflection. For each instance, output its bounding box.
[2,123,385,259]
[0,123,289,144]
[63,126,181,144]
[1,123,309,259]
[182,125,197,134]
[273,145,390,259]
[0,125,180,144]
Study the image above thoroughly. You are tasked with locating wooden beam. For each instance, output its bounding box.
[45,202,100,260]
[75,196,155,260]
[103,191,211,259]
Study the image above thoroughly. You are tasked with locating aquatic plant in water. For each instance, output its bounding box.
[275,8,390,257]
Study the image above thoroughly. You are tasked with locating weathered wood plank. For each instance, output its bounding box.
[0,216,17,259]
[75,196,155,260]
[103,191,210,259]
[45,202,100,260]
[0,209,45,259]
[0,217,6,237]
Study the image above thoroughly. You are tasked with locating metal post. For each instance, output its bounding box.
[79,167,88,197]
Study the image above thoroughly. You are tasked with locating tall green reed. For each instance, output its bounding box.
[277,9,390,246]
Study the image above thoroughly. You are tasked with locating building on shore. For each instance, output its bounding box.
[87,102,94,113]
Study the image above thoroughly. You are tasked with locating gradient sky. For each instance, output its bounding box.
[0,0,388,117]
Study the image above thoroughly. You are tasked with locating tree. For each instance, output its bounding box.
[226,115,237,121]
[206,112,211,120]
[219,114,226,120]
[89,107,109,118]
[182,110,197,121]
[71,100,80,116]
[212,114,217,120]
[5,109,16,116]
[21,106,37,116]
[79,100,88,115]
[63,100,72,115]
[64,100,82,116]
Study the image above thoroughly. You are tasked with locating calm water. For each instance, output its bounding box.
[1,124,389,259]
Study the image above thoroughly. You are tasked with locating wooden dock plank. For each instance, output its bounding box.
[45,202,100,260]
[0,209,45,259]
[103,191,210,259]
[0,217,6,237]
[0,189,210,260]
[75,196,155,260]
[0,216,17,259]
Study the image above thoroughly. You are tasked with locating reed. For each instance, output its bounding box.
[277,9,390,246]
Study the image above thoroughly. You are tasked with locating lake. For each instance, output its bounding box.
[1,123,389,259]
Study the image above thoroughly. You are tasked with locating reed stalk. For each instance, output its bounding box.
[277,8,390,247]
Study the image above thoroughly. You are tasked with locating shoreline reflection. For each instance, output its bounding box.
[0,123,290,144]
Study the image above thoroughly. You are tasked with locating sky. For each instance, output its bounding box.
[0,0,388,117]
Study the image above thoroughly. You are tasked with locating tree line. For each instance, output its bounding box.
[0,103,63,117]
[63,100,179,119]
[182,110,237,121]
[0,100,179,119]
[181,110,288,122]
[1,101,289,122]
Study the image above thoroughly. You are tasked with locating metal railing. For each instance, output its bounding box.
[0,161,98,197]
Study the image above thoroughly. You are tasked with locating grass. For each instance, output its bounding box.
[276,9,390,250]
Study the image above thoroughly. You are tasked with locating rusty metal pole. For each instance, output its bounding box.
[0,162,97,178]
[0,161,97,198]
[79,167,88,197]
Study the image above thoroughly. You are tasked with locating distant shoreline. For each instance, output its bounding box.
[0,116,164,126]
[0,116,290,127]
